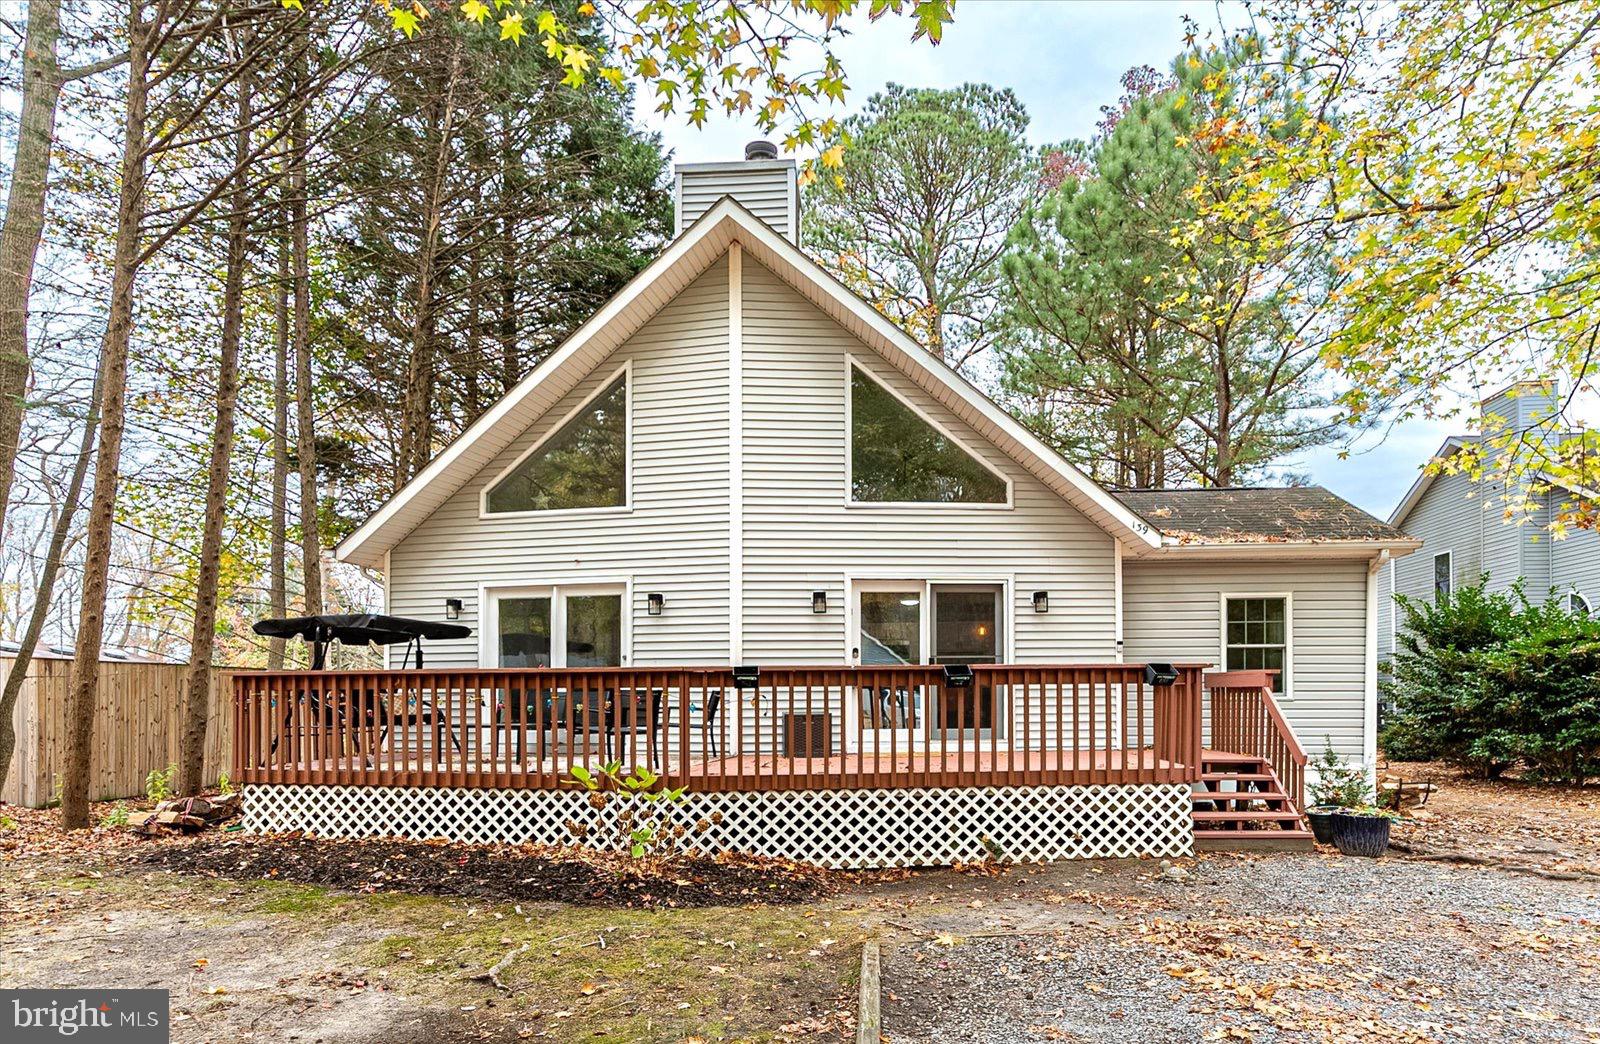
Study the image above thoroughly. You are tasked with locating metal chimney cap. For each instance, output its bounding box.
[744,139,779,161]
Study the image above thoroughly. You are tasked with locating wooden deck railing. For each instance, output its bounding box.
[231,663,1207,793]
[1204,670,1307,809]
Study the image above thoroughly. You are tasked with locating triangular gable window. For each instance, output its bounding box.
[486,373,627,513]
[850,364,1008,504]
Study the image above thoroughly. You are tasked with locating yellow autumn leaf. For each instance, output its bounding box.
[499,10,525,43]
[460,0,489,23]
[820,144,845,168]
[390,7,420,37]
[280,0,304,9]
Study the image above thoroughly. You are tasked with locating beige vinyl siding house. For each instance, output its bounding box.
[342,149,1419,759]
[295,144,1423,865]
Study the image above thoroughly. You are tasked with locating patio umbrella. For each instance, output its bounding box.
[252,613,471,669]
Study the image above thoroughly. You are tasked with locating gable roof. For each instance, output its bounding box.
[1115,487,1417,547]
[336,199,1163,568]
[1388,435,1477,527]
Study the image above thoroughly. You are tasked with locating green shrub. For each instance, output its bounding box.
[1381,578,1600,783]
[146,763,177,803]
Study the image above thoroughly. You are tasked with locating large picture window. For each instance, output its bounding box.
[849,364,1007,504]
[486,373,626,514]
[1224,596,1287,695]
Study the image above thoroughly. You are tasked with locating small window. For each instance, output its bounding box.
[1433,552,1452,597]
[486,374,626,513]
[850,365,1007,504]
[1570,592,1591,615]
[1225,597,1287,695]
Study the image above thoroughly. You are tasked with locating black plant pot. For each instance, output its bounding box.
[1330,812,1391,857]
[1305,807,1339,845]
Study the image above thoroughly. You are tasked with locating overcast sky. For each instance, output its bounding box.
[632,0,1599,519]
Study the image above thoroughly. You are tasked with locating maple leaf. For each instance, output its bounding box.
[460,0,489,24]
[498,11,525,44]
[390,7,420,37]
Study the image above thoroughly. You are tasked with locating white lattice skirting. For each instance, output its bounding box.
[242,782,1192,868]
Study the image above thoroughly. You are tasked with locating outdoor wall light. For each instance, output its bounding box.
[1033,590,1049,614]
[444,598,463,621]
[811,590,828,614]
[647,592,665,616]
[732,664,761,690]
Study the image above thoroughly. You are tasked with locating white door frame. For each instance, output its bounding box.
[842,574,1013,753]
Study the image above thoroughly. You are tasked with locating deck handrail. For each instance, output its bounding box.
[230,662,1210,793]
[1203,670,1307,810]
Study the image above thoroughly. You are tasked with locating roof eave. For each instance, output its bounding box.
[1147,537,1424,560]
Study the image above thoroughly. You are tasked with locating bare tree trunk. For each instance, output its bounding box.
[177,52,254,797]
[0,356,102,790]
[498,114,517,392]
[62,3,151,830]
[398,43,462,482]
[268,214,290,667]
[291,45,322,617]
[0,0,65,545]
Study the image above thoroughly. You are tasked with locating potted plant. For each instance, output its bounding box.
[1330,805,1400,857]
[1305,740,1368,845]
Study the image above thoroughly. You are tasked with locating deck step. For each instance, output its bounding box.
[1192,809,1305,822]
[1194,830,1314,852]
[1194,791,1290,805]
[1199,771,1275,782]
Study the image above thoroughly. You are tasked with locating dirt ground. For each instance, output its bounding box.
[3,764,1598,1043]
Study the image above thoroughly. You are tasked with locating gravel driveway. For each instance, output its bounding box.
[871,852,1600,1043]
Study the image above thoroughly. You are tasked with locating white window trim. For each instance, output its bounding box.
[1218,592,1294,700]
[478,578,634,668]
[1569,590,1592,614]
[842,354,1014,510]
[1432,549,1453,597]
[478,360,633,520]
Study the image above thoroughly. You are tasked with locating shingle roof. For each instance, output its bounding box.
[1112,486,1415,545]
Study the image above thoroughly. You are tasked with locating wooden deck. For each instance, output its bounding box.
[231,664,1218,792]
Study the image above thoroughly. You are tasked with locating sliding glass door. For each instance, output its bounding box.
[492,585,624,668]
[850,580,1005,749]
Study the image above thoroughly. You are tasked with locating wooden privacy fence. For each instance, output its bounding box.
[232,663,1208,792]
[2,656,234,808]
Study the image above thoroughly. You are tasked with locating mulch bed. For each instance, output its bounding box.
[136,833,840,908]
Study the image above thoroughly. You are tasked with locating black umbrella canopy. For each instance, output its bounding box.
[252,614,471,668]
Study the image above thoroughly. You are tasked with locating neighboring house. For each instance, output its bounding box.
[1379,382,1600,662]
[230,144,1419,867]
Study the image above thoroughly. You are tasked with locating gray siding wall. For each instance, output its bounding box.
[676,163,796,242]
[1551,520,1600,609]
[385,258,733,667]
[738,258,1119,663]
[1393,468,1483,612]
[1122,559,1372,760]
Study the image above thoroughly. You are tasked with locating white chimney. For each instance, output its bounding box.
[673,139,799,243]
